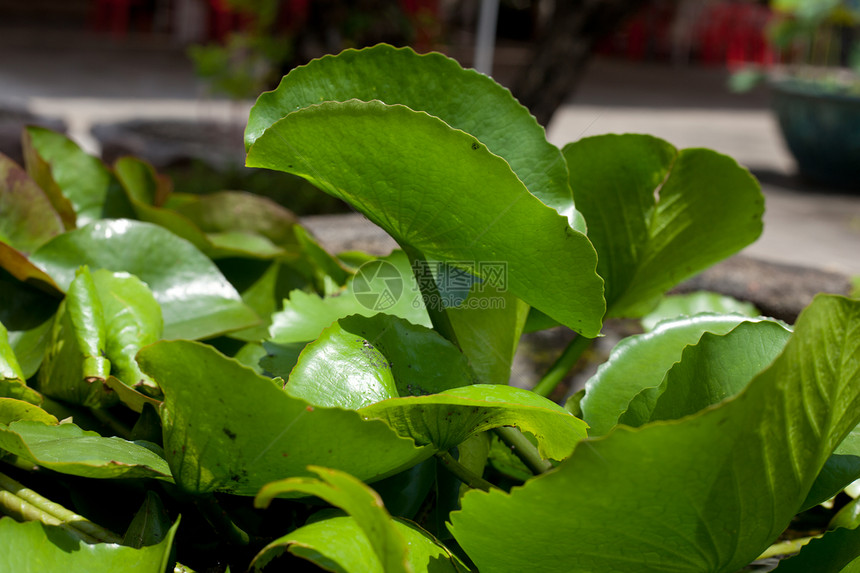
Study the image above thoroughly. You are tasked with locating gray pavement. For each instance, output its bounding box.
[1,28,858,276]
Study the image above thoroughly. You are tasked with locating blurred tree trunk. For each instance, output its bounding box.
[512,0,644,127]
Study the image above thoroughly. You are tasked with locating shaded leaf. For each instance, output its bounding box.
[361,385,586,460]
[122,491,172,549]
[0,321,41,404]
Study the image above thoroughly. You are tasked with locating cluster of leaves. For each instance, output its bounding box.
[2,45,860,572]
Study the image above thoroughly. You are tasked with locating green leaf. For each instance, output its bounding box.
[30,219,260,340]
[0,242,62,294]
[6,314,54,380]
[37,267,114,408]
[270,250,430,344]
[0,516,178,572]
[449,295,860,573]
[122,491,172,549]
[23,126,133,227]
[252,513,463,573]
[246,44,577,224]
[775,525,860,573]
[641,291,759,332]
[361,385,587,460]
[0,152,64,254]
[804,424,860,510]
[619,320,792,427]
[564,134,763,317]
[578,314,778,436]
[287,314,476,410]
[247,100,605,336]
[0,398,56,425]
[0,420,172,480]
[0,321,41,404]
[255,466,411,573]
[138,340,429,495]
[91,270,162,391]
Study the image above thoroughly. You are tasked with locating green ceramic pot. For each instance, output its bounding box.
[771,76,860,190]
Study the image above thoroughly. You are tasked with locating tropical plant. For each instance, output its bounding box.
[1,44,859,573]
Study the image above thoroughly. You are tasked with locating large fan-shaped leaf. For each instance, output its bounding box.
[564,134,763,317]
[0,420,172,480]
[30,219,259,340]
[0,516,178,573]
[579,314,780,436]
[137,340,429,495]
[247,101,604,336]
[449,295,860,573]
[246,44,576,222]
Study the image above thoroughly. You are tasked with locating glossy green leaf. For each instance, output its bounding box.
[0,420,172,480]
[270,250,430,344]
[0,321,41,404]
[6,315,53,380]
[288,314,476,410]
[0,398,56,425]
[138,340,428,495]
[619,320,792,427]
[23,126,132,227]
[578,314,778,436]
[37,267,114,408]
[450,295,860,573]
[247,100,605,336]
[564,134,763,317]
[246,44,577,224]
[0,516,178,573]
[30,219,260,340]
[361,385,586,460]
[641,291,759,332]
[0,152,63,254]
[91,270,162,390]
[255,466,410,573]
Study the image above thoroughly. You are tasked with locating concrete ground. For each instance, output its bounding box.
[1,26,858,277]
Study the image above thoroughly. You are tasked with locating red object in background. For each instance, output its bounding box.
[699,2,774,68]
[399,0,439,52]
[91,0,149,38]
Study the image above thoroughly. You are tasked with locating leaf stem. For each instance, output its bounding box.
[435,451,497,492]
[494,426,552,475]
[531,334,592,397]
[403,246,461,349]
[193,493,250,547]
[0,469,121,543]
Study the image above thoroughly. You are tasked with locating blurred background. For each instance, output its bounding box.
[1,0,858,275]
